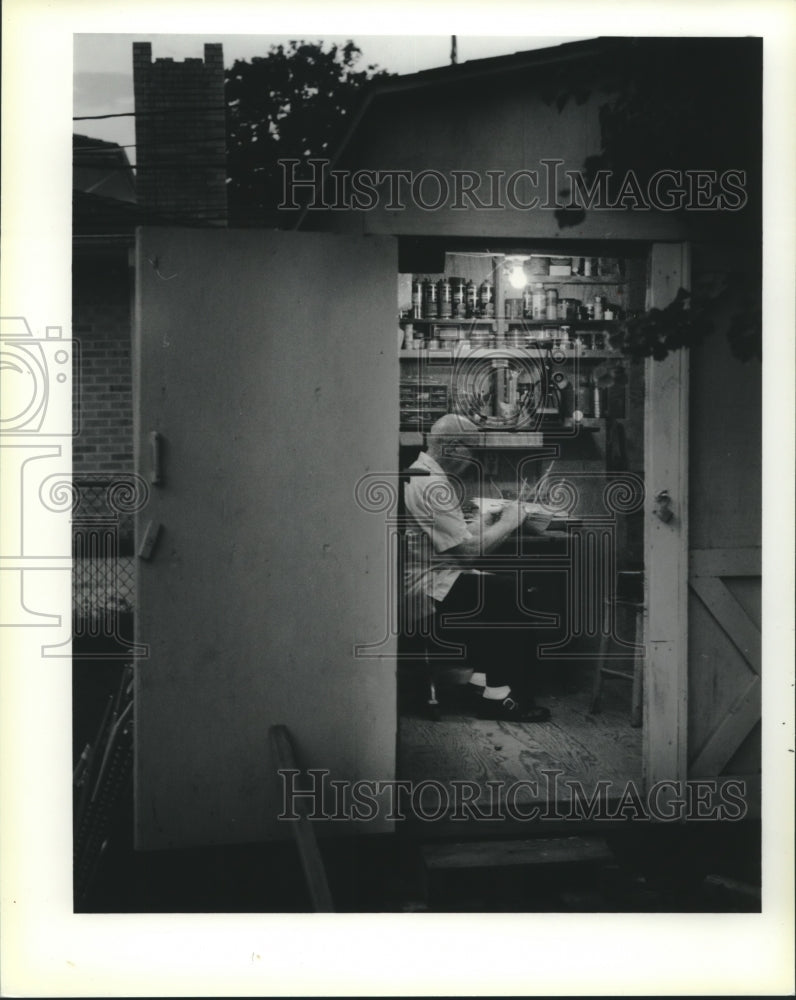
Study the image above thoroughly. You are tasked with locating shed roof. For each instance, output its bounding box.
[328,36,611,170]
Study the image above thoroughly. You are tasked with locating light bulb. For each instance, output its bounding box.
[508,262,527,289]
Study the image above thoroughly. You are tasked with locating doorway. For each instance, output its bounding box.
[396,242,657,826]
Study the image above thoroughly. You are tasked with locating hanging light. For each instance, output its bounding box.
[506,255,529,290]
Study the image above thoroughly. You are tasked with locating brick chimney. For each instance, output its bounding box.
[132,42,227,226]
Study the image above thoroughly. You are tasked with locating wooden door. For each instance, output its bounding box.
[133,228,398,848]
[644,243,691,790]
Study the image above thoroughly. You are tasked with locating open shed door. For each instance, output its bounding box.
[133,228,398,849]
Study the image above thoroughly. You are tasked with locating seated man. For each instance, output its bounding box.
[403,413,550,722]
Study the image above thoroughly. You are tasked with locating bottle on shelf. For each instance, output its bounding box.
[478,278,494,318]
[577,375,594,418]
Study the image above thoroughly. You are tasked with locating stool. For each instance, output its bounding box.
[590,572,644,728]
[398,630,463,722]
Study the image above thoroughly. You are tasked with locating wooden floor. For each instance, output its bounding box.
[398,676,642,826]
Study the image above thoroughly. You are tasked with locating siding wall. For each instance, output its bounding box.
[72,252,134,476]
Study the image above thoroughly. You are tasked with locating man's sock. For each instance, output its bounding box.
[469,671,487,688]
[483,684,511,700]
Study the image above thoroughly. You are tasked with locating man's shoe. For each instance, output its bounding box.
[478,695,551,722]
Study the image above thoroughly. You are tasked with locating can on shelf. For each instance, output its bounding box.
[531,283,546,320]
[465,279,477,318]
[598,257,616,277]
[529,256,550,275]
[411,277,422,319]
[422,279,437,319]
[450,278,465,318]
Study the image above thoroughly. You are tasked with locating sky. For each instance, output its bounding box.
[73,33,585,153]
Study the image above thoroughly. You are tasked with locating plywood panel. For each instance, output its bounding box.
[134,228,398,848]
[687,264,761,778]
[321,79,752,244]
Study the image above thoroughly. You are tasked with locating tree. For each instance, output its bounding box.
[225,40,393,225]
[542,38,761,361]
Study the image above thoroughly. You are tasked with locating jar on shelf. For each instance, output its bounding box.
[593,295,605,321]
[437,278,452,319]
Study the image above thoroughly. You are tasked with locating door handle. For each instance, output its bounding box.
[653,489,674,523]
[138,519,162,560]
[149,431,163,485]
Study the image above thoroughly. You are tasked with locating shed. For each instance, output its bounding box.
[133,37,762,848]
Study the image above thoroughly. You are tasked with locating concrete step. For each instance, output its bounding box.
[421,834,614,872]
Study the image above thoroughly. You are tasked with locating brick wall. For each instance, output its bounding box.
[132,42,227,226]
[72,251,134,476]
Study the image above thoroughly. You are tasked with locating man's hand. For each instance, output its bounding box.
[497,499,527,533]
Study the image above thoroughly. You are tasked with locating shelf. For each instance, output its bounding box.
[399,348,624,361]
[526,275,628,285]
[400,316,496,326]
[503,319,620,327]
[399,422,602,449]
[474,432,544,447]
[401,316,622,327]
